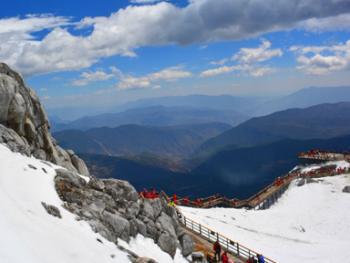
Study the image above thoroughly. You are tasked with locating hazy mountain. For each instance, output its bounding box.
[54,122,231,159]
[189,134,350,198]
[117,94,268,113]
[52,105,247,131]
[197,102,350,157]
[256,86,350,116]
[80,134,350,199]
[80,153,188,193]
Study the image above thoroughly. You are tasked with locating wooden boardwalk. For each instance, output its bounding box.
[183,227,244,263]
[163,151,350,211]
[177,210,276,263]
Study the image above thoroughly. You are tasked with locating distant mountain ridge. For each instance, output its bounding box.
[256,86,350,116]
[117,94,268,113]
[197,102,350,157]
[53,105,247,131]
[54,122,231,159]
[80,134,350,199]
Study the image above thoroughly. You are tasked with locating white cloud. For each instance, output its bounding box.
[301,13,350,32]
[72,70,114,86]
[1,0,350,75]
[117,66,192,89]
[233,40,282,64]
[210,58,229,66]
[201,40,281,77]
[0,14,70,35]
[200,65,239,77]
[291,40,350,75]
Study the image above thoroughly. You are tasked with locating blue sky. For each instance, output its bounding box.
[1,0,350,116]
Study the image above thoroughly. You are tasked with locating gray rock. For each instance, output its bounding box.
[129,219,139,237]
[296,178,305,187]
[89,178,105,191]
[192,251,206,263]
[134,257,157,263]
[55,169,86,188]
[0,63,90,176]
[157,232,177,258]
[41,202,62,219]
[156,212,176,238]
[149,199,163,219]
[127,202,140,219]
[343,186,350,193]
[141,201,155,220]
[70,154,90,177]
[135,219,147,236]
[179,233,194,257]
[0,63,193,259]
[89,220,118,243]
[146,220,159,240]
[306,178,318,184]
[102,211,130,242]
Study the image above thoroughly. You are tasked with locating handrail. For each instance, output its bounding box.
[172,164,350,210]
[176,209,277,263]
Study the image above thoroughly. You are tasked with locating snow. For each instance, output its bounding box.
[179,172,350,263]
[299,160,350,174]
[119,235,188,263]
[0,144,187,263]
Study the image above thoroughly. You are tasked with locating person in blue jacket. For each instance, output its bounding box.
[257,254,265,263]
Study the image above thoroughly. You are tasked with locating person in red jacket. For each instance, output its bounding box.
[213,240,221,262]
[221,251,228,263]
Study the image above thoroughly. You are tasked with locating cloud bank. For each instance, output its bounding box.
[0,0,350,75]
[291,40,350,75]
[201,40,281,77]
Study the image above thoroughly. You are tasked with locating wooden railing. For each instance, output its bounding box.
[298,150,350,161]
[177,210,277,263]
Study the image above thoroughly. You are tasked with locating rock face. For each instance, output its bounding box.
[55,169,193,257]
[0,63,89,176]
[0,62,193,258]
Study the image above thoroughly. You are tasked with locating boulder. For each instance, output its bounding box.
[41,202,62,219]
[191,251,206,263]
[102,211,130,242]
[179,233,194,257]
[343,186,350,193]
[156,212,176,238]
[157,232,177,258]
[0,63,89,176]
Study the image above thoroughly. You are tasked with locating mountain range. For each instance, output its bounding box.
[197,102,350,157]
[54,122,231,160]
[52,106,246,131]
[80,134,350,199]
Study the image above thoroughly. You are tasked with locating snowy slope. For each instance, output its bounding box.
[0,144,187,263]
[180,170,350,263]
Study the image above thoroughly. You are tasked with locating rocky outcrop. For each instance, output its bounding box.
[55,169,193,258]
[0,63,89,176]
[0,62,193,259]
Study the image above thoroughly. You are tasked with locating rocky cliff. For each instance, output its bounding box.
[0,63,89,176]
[0,63,193,260]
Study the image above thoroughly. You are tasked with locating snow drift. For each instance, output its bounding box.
[180,165,350,263]
[0,144,187,263]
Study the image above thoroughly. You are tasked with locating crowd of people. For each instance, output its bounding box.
[139,188,159,199]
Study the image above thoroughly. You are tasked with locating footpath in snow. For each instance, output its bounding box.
[180,169,350,263]
[0,144,187,263]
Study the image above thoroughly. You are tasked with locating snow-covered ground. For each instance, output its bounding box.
[297,160,350,174]
[0,144,187,263]
[180,170,350,263]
